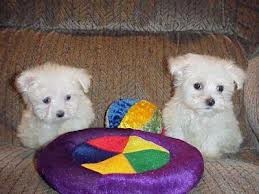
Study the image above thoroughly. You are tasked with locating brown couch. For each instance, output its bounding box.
[0,1,258,193]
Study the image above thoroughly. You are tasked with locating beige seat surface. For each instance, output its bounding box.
[0,143,258,194]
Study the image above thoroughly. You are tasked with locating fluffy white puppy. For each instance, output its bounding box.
[16,62,95,149]
[163,53,245,158]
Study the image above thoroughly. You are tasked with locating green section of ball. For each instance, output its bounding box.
[143,110,162,133]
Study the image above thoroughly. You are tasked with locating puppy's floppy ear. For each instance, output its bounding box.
[16,71,38,93]
[168,57,188,77]
[224,62,246,90]
[168,53,196,76]
[76,68,91,93]
[168,53,194,85]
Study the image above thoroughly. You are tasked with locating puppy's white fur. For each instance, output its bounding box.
[16,62,95,149]
[163,53,245,158]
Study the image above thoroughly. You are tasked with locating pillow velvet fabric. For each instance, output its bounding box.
[36,128,204,194]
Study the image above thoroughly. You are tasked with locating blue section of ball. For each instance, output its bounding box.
[72,143,117,164]
[107,98,139,128]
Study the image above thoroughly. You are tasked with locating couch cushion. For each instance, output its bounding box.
[0,29,248,146]
[0,1,241,36]
[244,56,259,144]
[0,0,258,52]
[0,144,55,194]
[191,159,259,194]
[0,144,258,193]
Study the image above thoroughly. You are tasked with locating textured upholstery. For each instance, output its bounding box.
[0,144,55,194]
[0,144,258,194]
[0,1,258,193]
[0,0,236,33]
[0,29,250,146]
[0,0,258,55]
[191,159,259,193]
[244,56,259,147]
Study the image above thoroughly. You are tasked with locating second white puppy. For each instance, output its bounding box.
[163,53,245,158]
[16,62,95,149]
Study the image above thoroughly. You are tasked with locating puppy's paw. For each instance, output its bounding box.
[203,151,222,159]
[58,128,74,136]
[222,143,241,154]
[19,136,39,149]
[165,129,185,141]
[201,143,222,159]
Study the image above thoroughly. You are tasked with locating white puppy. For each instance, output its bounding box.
[163,53,245,158]
[16,62,95,149]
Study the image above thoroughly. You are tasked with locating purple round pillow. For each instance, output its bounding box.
[36,128,204,194]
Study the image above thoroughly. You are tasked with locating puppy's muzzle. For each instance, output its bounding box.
[206,98,215,107]
[56,110,65,118]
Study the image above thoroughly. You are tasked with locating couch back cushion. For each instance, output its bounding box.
[1,0,258,48]
[0,1,239,35]
[0,29,247,146]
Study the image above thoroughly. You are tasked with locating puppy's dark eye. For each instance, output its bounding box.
[217,85,224,92]
[65,95,71,101]
[42,97,51,104]
[193,83,203,90]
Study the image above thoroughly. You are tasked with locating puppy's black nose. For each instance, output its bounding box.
[206,98,215,106]
[56,110,65,118]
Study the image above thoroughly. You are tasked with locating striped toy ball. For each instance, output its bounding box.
[106,98,163,134]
